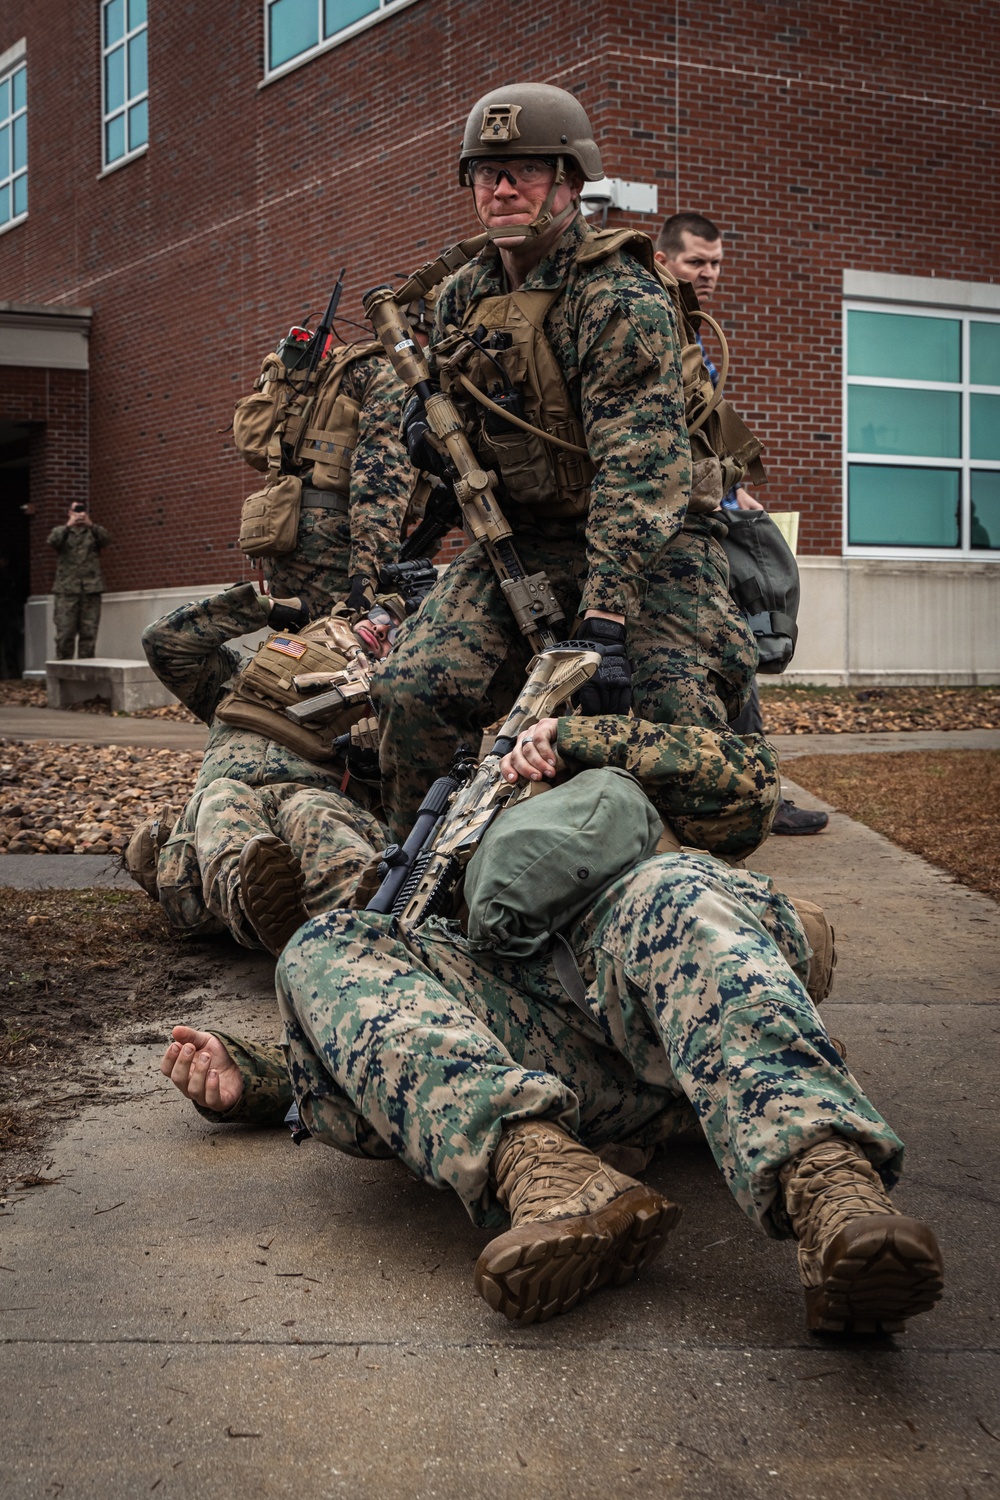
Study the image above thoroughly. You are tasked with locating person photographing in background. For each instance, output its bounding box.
[46,501,111,660]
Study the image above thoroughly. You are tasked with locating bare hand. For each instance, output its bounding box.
[159,1025,244,1113]
[733,487,764,511]
[500,716,564,784]
[67,508,91,527]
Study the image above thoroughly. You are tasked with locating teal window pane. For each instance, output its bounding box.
[105,46,125,113]
[970,394,1000,460]
[12,112,26,171]
[848,385,961,457]
[12,171,25,216]
[128,0,147,27]
[0,123,8,173]
[848,465,960,547]
[128,98,147,150]
[325,0,379,36]
[971,472,1000,549]
[128,31,147,96]
[106,112,126,163]
[971,322,1000,388]
[0,182,9,225]
[269,0,319,68]
[847,309,960,382]
[105,0,125,46]
[11,65,26,112]
[0,78,9,120]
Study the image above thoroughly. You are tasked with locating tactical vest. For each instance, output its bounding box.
[215,614,372,763]
[430,226,764,519]
[235,340,382,557]
[233,339,382,494]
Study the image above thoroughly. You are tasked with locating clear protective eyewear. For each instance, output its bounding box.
[467,157,557,189]
[366,604,401,648]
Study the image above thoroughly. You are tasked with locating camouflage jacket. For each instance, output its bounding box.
[341,351,413,583]
[47,523,111,593]
[434,214,691,617]
[555,715,779,857]
[141,584,352,796]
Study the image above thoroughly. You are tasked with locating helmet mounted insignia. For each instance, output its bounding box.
[480,103,522,144]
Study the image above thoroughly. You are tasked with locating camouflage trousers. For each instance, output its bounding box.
[371,518,758,838]
[157,777,384,946]
[263,505,351,620]
[276,853,902,1233]
[53,590,102,659]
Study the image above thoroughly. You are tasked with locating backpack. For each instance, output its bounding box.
[719,510,800,673]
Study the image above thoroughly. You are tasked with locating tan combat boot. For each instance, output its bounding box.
[780,1136,944,1334]
[238,835,310,957]
[474,1120,680,1326]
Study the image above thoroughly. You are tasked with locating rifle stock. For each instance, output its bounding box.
[369,646,600,928]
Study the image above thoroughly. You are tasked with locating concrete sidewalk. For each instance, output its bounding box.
[1,781,998,1498]
[0,703,207,750]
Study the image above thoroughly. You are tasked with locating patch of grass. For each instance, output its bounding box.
[788,750,1000,902]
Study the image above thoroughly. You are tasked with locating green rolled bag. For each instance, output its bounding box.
[464,767,663,960]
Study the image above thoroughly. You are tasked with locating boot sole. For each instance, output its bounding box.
[474,1186,680,1326]
[238,837,309,958]
[806,1214,944,1334]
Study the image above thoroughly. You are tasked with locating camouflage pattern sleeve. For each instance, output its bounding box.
[571,257,691,617]
[141,583,270,723]
[555,714,779,856]
[91,524,112,550]
[46,525,70,550]
[190,1032,294,1126]
[344,354,413,584]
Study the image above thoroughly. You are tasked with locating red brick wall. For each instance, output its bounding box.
[0,0,997,591]
[0,366,90,590]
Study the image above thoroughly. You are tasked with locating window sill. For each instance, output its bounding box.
[259,0,423,87]
[98,143,148,180]
[0,210,27,237]
[844,547,1000,562]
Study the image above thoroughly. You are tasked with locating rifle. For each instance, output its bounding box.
[362,284,565,655]
[368,645,600,925]
[397,477,462,563]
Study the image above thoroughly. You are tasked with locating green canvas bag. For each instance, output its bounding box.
[464,767,663,960]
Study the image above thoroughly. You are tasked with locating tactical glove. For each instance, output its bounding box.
[558,617,632,715]
[402,393,453,481]
[346,716,381,783]
[264,596,310,632]
[345,574,377,620]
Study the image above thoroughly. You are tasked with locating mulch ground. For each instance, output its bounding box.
[757,684,1000,735]
[788,750,1000,903]
[0,887,224,1189]
[0,678,196,720]
[0,739,202,855]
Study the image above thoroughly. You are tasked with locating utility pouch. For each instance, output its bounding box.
[238,474,303,558]
[688,456,725,515]
[232,354,287,472]
[300,391,360,494]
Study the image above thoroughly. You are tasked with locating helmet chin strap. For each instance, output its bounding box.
[478,155,581,243]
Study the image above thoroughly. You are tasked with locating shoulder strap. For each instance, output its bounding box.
[575,227,656,274]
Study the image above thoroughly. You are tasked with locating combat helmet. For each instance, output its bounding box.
[460,83,603,242]
[459,83,603,184]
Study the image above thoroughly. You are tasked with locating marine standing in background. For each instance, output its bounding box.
[372,83,759,838]
[46,502,111,659]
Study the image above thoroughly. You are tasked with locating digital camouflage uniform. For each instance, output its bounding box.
[371,214,758,837]
[264,352,412,617]
[270,852,902,1235]
[47,522,111,658]
[141,583,384,944]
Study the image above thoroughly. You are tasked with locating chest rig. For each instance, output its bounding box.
[215,613,372,763]
[435,290,594,519]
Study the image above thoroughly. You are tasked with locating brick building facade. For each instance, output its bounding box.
[1,0,998,680]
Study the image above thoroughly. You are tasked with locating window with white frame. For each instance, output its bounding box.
[0,52,27,230]
[265,0,418,77]
[844,304,1000,554]
[102,0,148,168]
